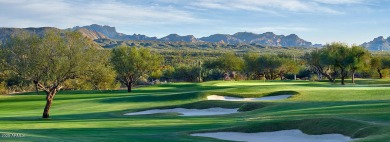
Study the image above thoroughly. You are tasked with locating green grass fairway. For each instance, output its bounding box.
[1,80,390,141]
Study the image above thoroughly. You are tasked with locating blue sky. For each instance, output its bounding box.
[0,0,389,44]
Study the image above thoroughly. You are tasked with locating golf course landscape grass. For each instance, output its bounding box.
[1,79,390,141]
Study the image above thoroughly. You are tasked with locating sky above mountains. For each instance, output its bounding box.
[0,0,389,44]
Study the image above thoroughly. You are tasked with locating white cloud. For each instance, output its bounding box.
[189,0,365,15]
[235,26,314,34]
[0,0,369,29]
[312,0,363,4]
[0,0,200,28]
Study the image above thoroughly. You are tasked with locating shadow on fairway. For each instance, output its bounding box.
[1,124,231,142]
[99,84,232,103]
[99,92,203,103]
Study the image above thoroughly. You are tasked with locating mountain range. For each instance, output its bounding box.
[1,24,389,50]
[0,27,60,44]
[71,24,158,41]
[70,24,316,47]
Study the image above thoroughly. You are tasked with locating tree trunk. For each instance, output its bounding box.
[321,72,334,82]
[331,66,337,83]
[340,68,346,85]
[324,74,333,82]
[378,69,383,79]
[127,82,132,92]
[35,82,39,95]
[317,73,322,81]
[127,86,132,92]
[331,71,337,83]
[199,68,202,82]
[42,90,56,119]
[352,71,355,84]
[42,97,52,118]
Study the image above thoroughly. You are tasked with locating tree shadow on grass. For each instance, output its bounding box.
[12,83,211,96]
[0,100,267,121]
[2,83,231,103]
[3,117,388,141]
[98,85,232,103]
[1,124,229,142]
[131,83,231,93]
[98,92,203,103]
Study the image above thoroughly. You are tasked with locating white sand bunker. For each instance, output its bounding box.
[124,108,238,116]
[207,95,292,101]
[191,129,352,142]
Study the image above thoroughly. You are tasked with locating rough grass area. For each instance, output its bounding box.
[0,79,389,141]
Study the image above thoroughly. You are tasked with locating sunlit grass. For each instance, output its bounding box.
[0,79,389,141]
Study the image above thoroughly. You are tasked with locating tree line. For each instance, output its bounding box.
[305,43,390,85]
[1,31,390,118]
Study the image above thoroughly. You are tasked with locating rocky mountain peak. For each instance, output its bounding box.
[199,34,240,44]
[71,24,158,41]
[72,24,118,39]
[200,32,313,47]
[286,34,299,38]
[233,32,258,36]
[160,34,198,42]
[263,32,276,36]
[373,36,386,41]
[362,36,390,51]
[233,32,259,42]
[76,28,108,40]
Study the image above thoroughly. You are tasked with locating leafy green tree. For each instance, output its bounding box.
[172,65,201,82]
[319,46,340,83]
[305,50,330,81]
[0,33,42,94]
[256,55,282,80]
[370,57,383,78]
[309,42,368,85]
[306,43,349,84]
[204,53,243,80]
[63,50,118,90]
[323,42,353,85]
[85,53,118,90]
[349,46,371,83]
[243,52,261,79]
[277,58,300,80]
[150,68,163,81]
[243,53,299,80]
[1,31,106,118]
[0,82,6,94]
[371,56,390,79]
[111,46,162,92]
[161,65,175,82]
[0,67,7,94]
